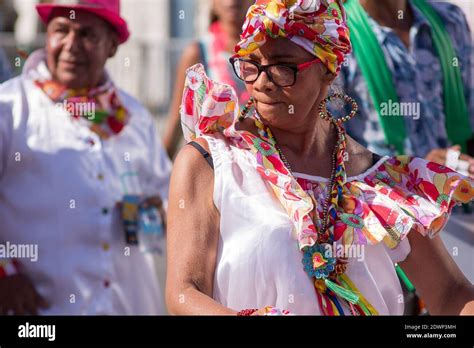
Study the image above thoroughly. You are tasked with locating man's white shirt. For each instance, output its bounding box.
[0,50,172,315]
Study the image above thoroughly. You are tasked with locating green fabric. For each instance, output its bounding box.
[90,110,109,124]
[345,0,472,154]
[345,0,405,154]
[395,264,416,293]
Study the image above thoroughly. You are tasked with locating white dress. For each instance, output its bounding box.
[203,133,410,315]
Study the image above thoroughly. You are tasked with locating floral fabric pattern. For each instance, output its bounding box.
[181,63,474,252]
[234,0,352,74]
[296,156,474,251]
[35,78,129,139]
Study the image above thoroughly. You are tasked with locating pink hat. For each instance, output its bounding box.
[36,0,130,44]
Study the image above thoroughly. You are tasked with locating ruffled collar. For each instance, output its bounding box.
[181,63,474,249]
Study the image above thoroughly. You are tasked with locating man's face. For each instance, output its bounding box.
[45,9,118,89]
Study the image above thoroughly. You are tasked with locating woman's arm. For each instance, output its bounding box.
[165,138,237,315]
[162,43,202,159]
[398,230,474,315]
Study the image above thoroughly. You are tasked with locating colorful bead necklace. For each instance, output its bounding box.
[238,94,378,315]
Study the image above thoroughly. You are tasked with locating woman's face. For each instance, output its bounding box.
[244,38,334,130]
[212,0,254,26]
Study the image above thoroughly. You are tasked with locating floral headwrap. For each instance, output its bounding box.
[234,0,352,74]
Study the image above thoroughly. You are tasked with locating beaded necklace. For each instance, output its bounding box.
[249,108,377,315]
[273,130,340,238]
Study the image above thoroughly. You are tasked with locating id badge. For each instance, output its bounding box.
[121,194,141,245]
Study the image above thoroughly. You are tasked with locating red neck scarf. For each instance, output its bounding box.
[35,79,129,139]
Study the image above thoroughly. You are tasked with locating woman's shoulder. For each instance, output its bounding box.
[172,137,216,186]
[174,134,230,173]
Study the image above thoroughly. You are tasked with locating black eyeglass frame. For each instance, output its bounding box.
[229,56,321,87]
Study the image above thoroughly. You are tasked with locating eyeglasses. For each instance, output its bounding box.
[229,57,321,87]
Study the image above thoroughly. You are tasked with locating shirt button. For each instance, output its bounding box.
[97,173,104,180]
[104,280,110,288]
[102,208,109,215]
[102,242,110,251]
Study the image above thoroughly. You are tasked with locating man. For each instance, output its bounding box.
[339,0,474,314]
[0,0,171,315]
[0,48,11,83]
[339,0,474,176]
[0,0,15,83]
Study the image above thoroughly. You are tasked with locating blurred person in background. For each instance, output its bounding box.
[0,0,171,315]
[340,0,474,314]
[0,0,16,32]
[447,0,474,33]
[0,0,16,82]
[0,48,11,83]
[163,0,254,159]
[340,0,474,176]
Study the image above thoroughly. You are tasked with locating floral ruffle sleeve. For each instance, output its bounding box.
[334,156,474,249]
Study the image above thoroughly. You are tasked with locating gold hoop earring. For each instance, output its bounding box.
[238,97,254,122]
[318,93,358,125]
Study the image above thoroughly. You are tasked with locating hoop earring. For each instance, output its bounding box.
[318,93,358,125]
[238,97,254,122]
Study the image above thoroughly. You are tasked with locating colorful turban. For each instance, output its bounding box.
[234,0,351,74]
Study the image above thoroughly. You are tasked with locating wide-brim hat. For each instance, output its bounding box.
[36,0,130,44]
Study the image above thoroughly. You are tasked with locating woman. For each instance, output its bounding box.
[166,0,474,315]
[163,0,254,158]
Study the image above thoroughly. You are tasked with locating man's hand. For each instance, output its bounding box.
[425,145,474,178]
[0,274,49,315]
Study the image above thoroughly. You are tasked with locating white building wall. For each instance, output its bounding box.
[106,0,171,109]
[13,0,40,45]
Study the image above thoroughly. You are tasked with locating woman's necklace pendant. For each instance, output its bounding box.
[302,243,336,279]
